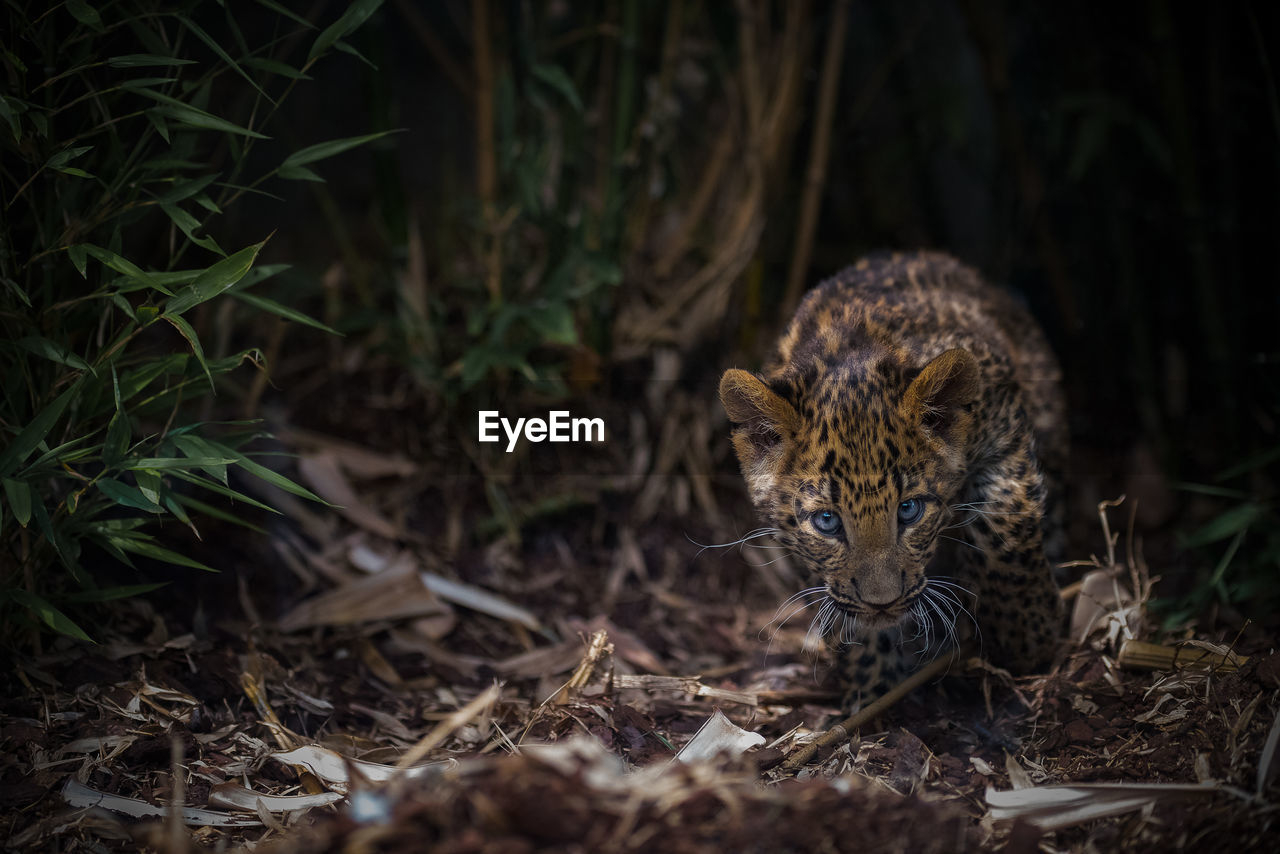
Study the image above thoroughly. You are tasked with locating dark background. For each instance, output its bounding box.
[133,1,1280,621]
[246,1,1278,453]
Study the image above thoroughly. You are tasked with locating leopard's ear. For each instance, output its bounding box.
[719,369,801,471]
[902,349,980,444]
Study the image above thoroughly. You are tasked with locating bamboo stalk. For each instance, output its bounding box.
[603,0,640,250]
[1117,639,1247,673]
[781,0,850,318]
[394,0,475,99]
[956,0,1078,330]
[653,116,737,278]
[472,0,499,303]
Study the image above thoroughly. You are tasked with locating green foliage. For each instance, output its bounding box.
[397,8,624,398]
[0,0,387,641]
[1157,450,1280,627]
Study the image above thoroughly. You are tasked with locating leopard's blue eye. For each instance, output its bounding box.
[897,497,925,525]
[812,510,843,536]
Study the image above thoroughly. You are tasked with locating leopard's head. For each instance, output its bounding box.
[720,349,980,630]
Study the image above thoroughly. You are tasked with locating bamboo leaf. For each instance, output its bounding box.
[280,129,398,169]
[165,240,265,316]
[27,435,95,471]
[65,0,104,33]
[252,0,317,29]
[169,434,231,483]
[117,355,188,402]
[119,77,179,90]
[174,14,272,102]
[162,313,213,389]
[103,411,130,467]
[0,379,82,476]
[144,108,171,143]
[81,245,169,294]
[193,192,220,213]
[96,478,163,513]
[108,54,198,68]
[232,291,341,334]
[1181,503,1263,549]
[277,164,324,182]
[172,493,266,533]
[156,173,219,204]
[525,303,578,346]
[134,469,163,507]
[334,40,378,69]
[242,57,310,80]
[65,582,167,602]
[15,336,93,372]
[154,103,269,138]
[309,0,384,61]
[0,95,20,140]
[68,244,88,277]
[132,88,269,138]
[159,202,222,254]
[532,63,584,112]
[168,469,278,513]
[224,447,326,504]
[2,478,33,526]
[125,456,237,470]
[7,590,93,641]
[3,275,32,307]
[163,493,196,533]
[228,262,290,291]
[107,535,216,571]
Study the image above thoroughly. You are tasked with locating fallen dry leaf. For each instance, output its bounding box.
[986,781,1222,831]
[674,709,765,763]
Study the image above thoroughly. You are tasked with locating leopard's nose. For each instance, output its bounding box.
[856,571,903,606]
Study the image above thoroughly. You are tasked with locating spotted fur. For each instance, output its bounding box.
[721,252,1064,709]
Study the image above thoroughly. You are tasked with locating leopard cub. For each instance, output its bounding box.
[720,251,1064,709]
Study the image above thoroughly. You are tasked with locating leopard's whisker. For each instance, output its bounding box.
[918,588,953,656]
[942,511,981,531]
[688,527,781,560]
[764,589,831,659]
[938,534,985,553]
[927,579,982,656]
[804,598,836,650]
[767,586,828,626]
[906,599,934,659]
[948,502,1018,517]
[750,552,798,568]
[840,610,859,646]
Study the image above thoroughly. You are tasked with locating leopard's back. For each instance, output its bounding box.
[769,251,1064,479]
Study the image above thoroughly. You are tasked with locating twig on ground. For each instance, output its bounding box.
[394,684,501,772]
[780,643,978,772]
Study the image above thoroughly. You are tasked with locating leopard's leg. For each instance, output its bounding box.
[838,628,909,712]
[962,444,1063,672]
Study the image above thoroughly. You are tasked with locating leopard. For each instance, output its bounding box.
[719,251,1065,710]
